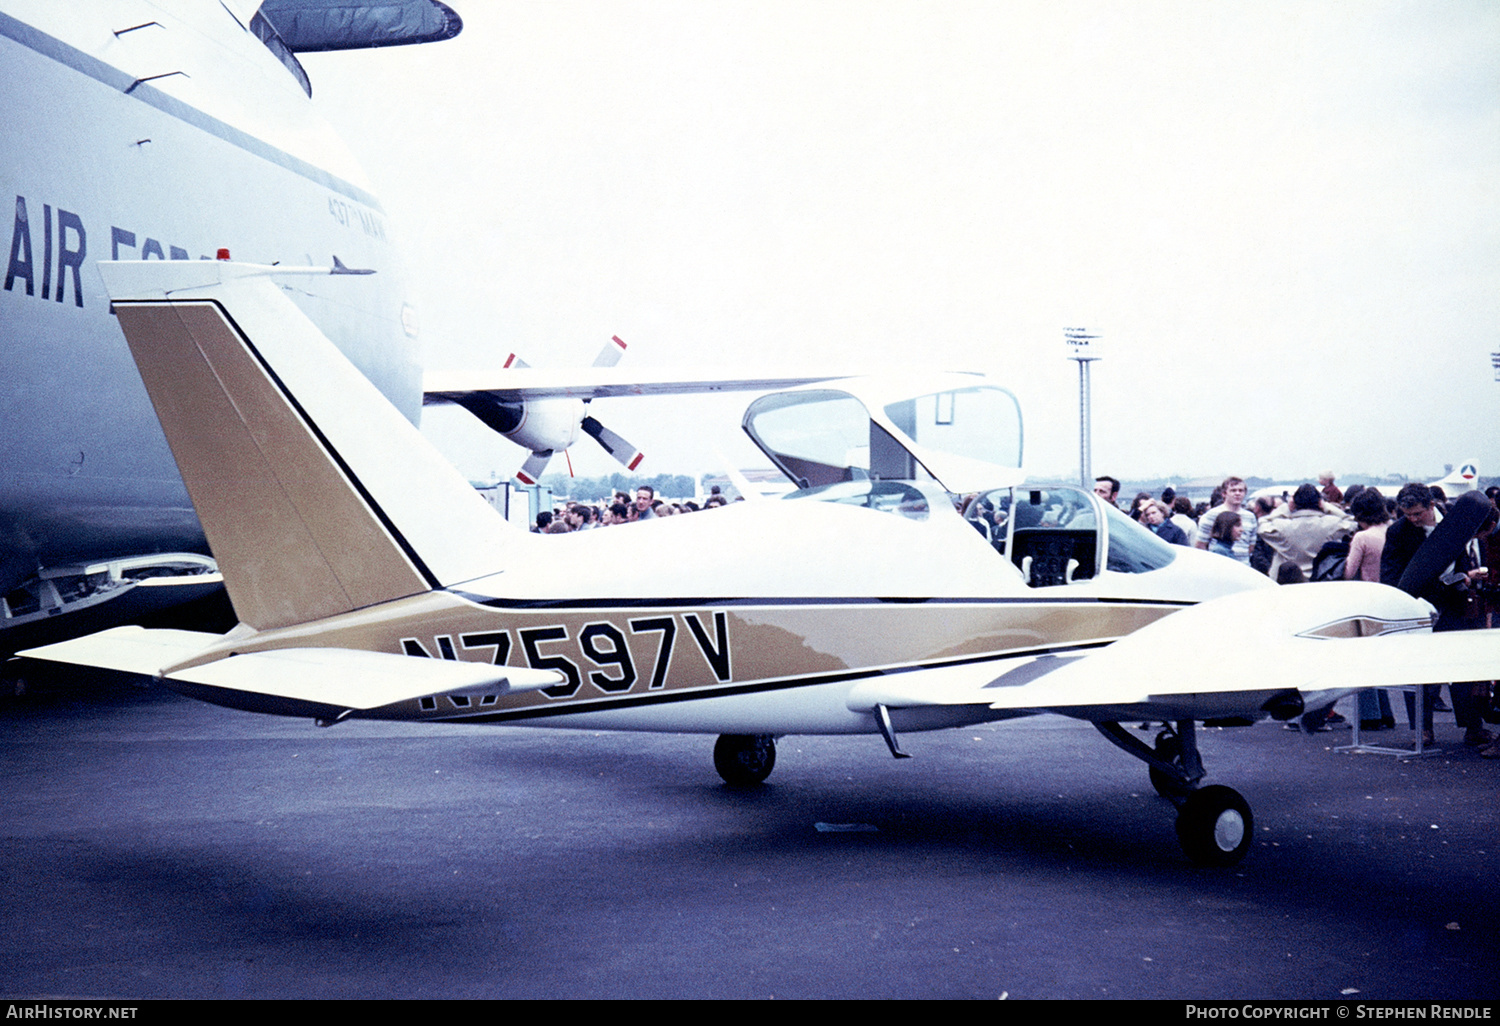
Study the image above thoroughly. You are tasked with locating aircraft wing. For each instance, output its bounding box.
[848,582,1500,722]
[20,627,564,722]
[423,368,850,404]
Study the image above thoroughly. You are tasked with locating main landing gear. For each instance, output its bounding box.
[713,724,1253,865]
[1096,719,1253,867]
[713,734,777,787]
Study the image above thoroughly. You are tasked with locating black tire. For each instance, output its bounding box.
[1175,785,1253,866]
[713,734,776,787]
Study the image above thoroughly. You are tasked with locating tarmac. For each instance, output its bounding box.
[1,676,1496,1000]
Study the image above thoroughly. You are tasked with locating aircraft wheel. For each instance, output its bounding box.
[1175,785,1253,867]
[1149,730,1190,799]
[714,734,776,787]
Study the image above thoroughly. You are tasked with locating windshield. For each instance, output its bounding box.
[964,484,1177,586]
[1101,503,1179,573]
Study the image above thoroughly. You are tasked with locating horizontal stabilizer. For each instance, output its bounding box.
[165,647,565,721]
[22,626,564,722]
[20,626,224,678]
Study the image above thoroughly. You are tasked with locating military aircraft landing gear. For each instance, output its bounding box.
[1095,719,1254,866]
[714,734,776,786]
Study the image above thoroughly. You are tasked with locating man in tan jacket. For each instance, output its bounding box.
[1256,483,1356,579]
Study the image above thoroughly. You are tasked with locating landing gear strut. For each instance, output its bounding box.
[1148,728,1191,800]
[1096,719,1253,866]
[714,734,776,787]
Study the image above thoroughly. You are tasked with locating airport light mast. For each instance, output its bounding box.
[1064,327,1101,487]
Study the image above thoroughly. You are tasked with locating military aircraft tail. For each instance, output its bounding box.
[97,260,513,632]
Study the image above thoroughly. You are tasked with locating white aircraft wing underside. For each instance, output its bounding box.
[850,582,1500,720]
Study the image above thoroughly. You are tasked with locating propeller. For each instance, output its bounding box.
[581,416,644,471]
[482,336,646,485]
[515,450,553,487]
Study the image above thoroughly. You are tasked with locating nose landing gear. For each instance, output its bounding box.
[1174,785,1253,867]
[1096,719,1254,866]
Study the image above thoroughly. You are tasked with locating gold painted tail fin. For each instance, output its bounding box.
[99,261,513,631]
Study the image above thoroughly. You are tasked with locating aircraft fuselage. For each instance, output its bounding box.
[0,2,421,593]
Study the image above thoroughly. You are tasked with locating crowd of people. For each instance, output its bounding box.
[531,485,733,534]
[1099,473,1500,755]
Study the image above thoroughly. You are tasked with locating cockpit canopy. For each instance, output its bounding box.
[743,377,1178,586]
[742,378,1023,495]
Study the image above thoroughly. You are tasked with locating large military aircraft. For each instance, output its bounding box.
[0,0,460,650]
[22,259,1500,866]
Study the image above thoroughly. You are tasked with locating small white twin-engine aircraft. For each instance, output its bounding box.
[23,260,1500,866]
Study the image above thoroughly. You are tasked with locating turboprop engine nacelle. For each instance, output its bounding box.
[434,339,644,485]
[494,396,585,456]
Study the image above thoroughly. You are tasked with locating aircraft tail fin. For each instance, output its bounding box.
[99,260,513,631]
[1432,460,1481,493]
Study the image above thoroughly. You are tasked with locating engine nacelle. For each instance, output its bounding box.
[453,393,583,455]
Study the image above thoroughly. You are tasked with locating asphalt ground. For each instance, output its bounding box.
[1,677,1496,1000]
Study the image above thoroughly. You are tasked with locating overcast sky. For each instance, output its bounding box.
[303,1,1500,487]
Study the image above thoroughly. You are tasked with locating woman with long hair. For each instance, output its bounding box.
[1208,511,1242,558]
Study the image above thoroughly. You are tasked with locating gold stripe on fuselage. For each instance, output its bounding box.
[165,590,1186,721]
